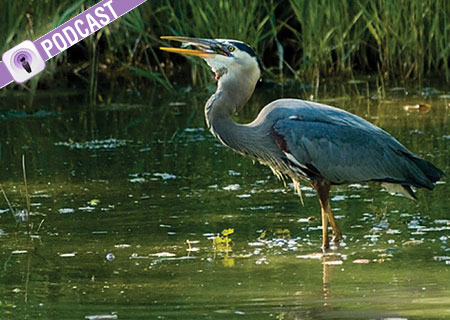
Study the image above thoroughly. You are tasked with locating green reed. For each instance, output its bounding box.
[0,0,448,92]
[359,0,450,82]
[288,0,366,85]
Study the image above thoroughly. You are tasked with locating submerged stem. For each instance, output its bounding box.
[22,155,31,232]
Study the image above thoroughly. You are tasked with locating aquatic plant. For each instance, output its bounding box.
[213,228,234,252]
[0,0,448,92]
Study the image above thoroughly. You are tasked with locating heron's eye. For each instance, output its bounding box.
[228,45,235,53]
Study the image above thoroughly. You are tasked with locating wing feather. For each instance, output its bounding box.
[273,114,427,186]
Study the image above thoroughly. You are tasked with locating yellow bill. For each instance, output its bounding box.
[159,47,212,58]
[160,36,192,42]
[160,35,217,58]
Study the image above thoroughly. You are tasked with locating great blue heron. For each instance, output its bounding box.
[160,36,444,249]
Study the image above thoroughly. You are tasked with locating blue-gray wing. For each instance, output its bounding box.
[272,115,437,189]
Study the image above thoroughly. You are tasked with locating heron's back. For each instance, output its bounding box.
[251,98,443,189]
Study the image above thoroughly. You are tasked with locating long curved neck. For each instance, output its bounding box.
[204,75,257,156]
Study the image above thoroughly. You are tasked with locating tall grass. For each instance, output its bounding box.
[288,0,366,89]
[359,0,450,82]
[0,0,449,92]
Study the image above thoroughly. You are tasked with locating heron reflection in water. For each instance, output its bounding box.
[160,36,444,250]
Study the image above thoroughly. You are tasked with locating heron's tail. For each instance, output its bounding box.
[405,153,444,190]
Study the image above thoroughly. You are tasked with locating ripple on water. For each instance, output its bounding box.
[179,128,207,142]
[85,314,118,320]
[55,139,130,150]
[223,184,240,191]
[128,172,176,183]
[58,208,75,214]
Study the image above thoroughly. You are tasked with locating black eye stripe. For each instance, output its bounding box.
[228,41,256,57]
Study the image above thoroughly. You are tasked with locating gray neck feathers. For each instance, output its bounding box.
[204,71,258,156]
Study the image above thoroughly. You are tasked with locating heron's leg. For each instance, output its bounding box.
[326,209,342,243]
[320,202,329,250]
[315,181,331,250]
[317,182,342,244]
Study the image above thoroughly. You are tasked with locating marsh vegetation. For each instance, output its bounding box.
[1,0,449,94]
[1,1,449,319]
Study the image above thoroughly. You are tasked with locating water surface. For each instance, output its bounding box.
[0,83,449,319]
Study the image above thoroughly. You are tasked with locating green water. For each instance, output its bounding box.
[0,84,449,319]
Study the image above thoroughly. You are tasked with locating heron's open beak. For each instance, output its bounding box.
[160,36,222,58]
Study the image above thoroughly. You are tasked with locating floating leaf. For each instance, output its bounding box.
[259,231,266,240]
[353,259,370,264]
[222,228,234,236]
[89,199,100,206]
[275,228,290,238]
[402,103,431,113]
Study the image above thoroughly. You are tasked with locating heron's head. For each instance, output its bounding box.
[160,36,260,87]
